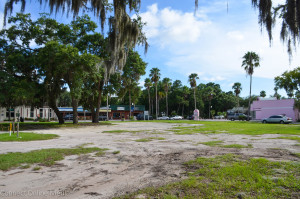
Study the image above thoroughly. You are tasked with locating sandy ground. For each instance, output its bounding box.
[0,122,299,199]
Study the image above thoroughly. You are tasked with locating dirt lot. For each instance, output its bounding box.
[0,122,299,199]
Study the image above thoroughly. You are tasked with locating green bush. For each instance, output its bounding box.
[238,115,247,121]
[38,118,48,122]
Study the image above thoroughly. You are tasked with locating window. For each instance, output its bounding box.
[39,109,43,118]
[30,108,34,118]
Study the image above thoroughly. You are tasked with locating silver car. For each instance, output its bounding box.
[262,115,293,124]
[157,116,169,120]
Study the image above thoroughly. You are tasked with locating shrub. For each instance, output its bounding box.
[238,115,247,121]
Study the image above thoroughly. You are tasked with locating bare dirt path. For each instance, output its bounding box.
[0,122,299,199]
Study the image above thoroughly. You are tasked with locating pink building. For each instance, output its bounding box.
[250,98,299,122]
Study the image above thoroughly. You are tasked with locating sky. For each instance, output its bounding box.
[1,0,300,98]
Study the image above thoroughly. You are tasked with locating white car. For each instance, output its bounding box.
[157,116,169,120]
[262,115,293,124]
[170,115,183,120]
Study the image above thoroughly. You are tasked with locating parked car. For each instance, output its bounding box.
[99,115,108,121]
[157,116,169,120]
[227,113,251,121]
[188,115,194,120]
[170,115,183,120]
[262,115,292,124]
[63,114,73,120]
[136,114,153,120]
[214,115,225,119]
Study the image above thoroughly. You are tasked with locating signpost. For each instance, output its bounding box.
[144,111,149,121]
[9,123,12,136]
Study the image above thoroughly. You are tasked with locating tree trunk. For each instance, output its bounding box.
[182,104,184,116]
[72,98,78,124]
[248,75,252,121]
[166,92,168,116]
[158,98,160,117]
[155,84,158,119]
[49,97,64,124]
[194,88,196,110]
[94,79,104,123]
[129,89,131,118]
[91,108,96,123]
[148,89,151,115]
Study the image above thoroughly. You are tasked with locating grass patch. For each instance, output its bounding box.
[293,153,300,158]
[117,154,300,199]
[0,121,112,131]
[276,136,300,143]
[200,141,252,148]
[33,166,41,171]
[200,141,223,146]
[135,137,166,142]
[0,132,59,142]
[112,151,120,154]
[162,121,300,135]
[0,147,108,171]
[222,143,253,148]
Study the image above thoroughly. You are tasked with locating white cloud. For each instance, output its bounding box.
[140,4,210,47]
[140,2,300,83]
[227,31,244,41]
[0,12,3,30]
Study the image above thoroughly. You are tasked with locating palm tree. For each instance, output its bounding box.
[188,73,199,110]
[149,68,161,119]
[273,87,281,100]
[144,78,152,115]
[242,51,260,120]
[260,90,266,98]
[162,77,172,116]
[232,82,242,108]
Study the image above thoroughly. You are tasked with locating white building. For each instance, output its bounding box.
[0,106,57,121]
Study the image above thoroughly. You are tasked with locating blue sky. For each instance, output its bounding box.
[1,0,299,98]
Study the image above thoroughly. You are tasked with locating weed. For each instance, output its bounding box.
[135,137,166,142]
[113,151,120,154]
[0,133,59,142]
[293,153,300,158]
[200,141,223,146]
[222,143,253,148]
[0,147,108,171]
[0,122,112,131]
[33,166,41,171]
[117,154,300,198]
[276,136,300,143]
[20,164,30,169]
[163,121,300,135]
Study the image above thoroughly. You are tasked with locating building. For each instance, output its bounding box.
[109,105,145,120]
[0,106,56,121]
[0,104,146,121]
[250,98,299,122]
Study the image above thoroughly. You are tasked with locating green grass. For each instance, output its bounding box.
[162,121,300,135]
[0,147,108,171]
[276,136,300,143]
[0,132,59,142]
[200,141,223,146]
[33,166,41,171]
[0,121,112,131]
[293,153,300,158]
[222,143,253,148]
[117,154,300,199]
[200,141,253,148]
[135,137,166,142]
[112,151,120,154]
